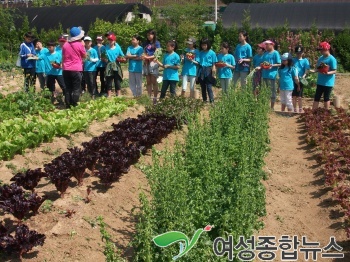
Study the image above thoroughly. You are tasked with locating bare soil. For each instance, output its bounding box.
[0,71,349,261]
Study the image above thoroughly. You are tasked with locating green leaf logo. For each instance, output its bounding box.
[153,225,213,260]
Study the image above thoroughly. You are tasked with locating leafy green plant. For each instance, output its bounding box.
[144,96,204,125]
[97,216,126,262]
[133,86,270,261]
[0,97,135,160]
[40,200,53,213]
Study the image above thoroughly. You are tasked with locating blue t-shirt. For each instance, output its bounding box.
[293,57,310,78]
[234,43,252,72]
[316,55,337,87]
[84,47,98,72]
[36,47,49,73]
[162,52,180,81]
[44,51,62,76]
[94,45,106,68]
[19,42,36,69]
[278,66,298,91]
[181,48,200,76]
[217,53,235,79]
[143,41,161,56]
[105,43,124,62]
[253,54,265,68]
[199,49,217,67]
[55,46,62,52]
[261,50,281,80]
[126,45,144,73]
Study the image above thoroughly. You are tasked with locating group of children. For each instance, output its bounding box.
[22,29,337,110]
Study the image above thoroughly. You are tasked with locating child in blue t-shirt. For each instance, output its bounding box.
[35,40,49,89]
[43,41,66,101]
[102,33,125,97]
[292,45,310,113]
[93,35,107,95]
[180,37,200,98]
[233,31,252,89]
[278,53,300,112]
[125,35,144,97]
[143,29,161,104]
[155,40,180,99]
[261,39,281,110]
[198,38,218,103]
[312,42,337,110]
[252,42,266,95]
[83,36,99,98]
[216,42,235,93]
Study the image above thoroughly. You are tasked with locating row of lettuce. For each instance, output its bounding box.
[303,107,350,238]
[132,89,270,260]
[0,97,204,259]
[0,95,135,160]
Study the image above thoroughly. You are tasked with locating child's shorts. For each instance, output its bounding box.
[292,82,304,97]
[143,61,159,76]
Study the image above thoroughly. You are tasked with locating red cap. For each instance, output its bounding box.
[318,42,331,50]
[58,36,67,42]
[107,34,116,41]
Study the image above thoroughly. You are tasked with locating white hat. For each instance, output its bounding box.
[68,26,85,42]
[84,36,92,41]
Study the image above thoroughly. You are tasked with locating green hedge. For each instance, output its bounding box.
[1,6,350,71]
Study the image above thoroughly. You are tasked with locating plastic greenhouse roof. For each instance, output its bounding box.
[14,3,152,33]
[222,2,350,31]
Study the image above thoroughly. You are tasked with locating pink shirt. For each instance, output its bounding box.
[62,41,86,71]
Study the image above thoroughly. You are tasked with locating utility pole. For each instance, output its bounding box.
[215,0,217,23]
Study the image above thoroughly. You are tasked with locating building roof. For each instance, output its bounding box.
[14,3,152,32]
[222,2,350,31]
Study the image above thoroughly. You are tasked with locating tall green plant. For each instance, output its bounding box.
[132,88,270,261]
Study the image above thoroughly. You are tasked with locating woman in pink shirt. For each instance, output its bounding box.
[62,26,86,108]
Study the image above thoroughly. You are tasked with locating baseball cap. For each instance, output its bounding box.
[96,35,103,41]
[295,45,304,53]
[58,34,68,42]
[107,34,116,41]
[281,53,292,61]
[84,36,92,41]
[317,42,331,51]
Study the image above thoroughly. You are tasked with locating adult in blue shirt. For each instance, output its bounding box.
[19,32,37,92]
[312,42,337,110]
[233,31,252,89]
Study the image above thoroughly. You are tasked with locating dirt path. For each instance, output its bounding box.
[257,72,350,262]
